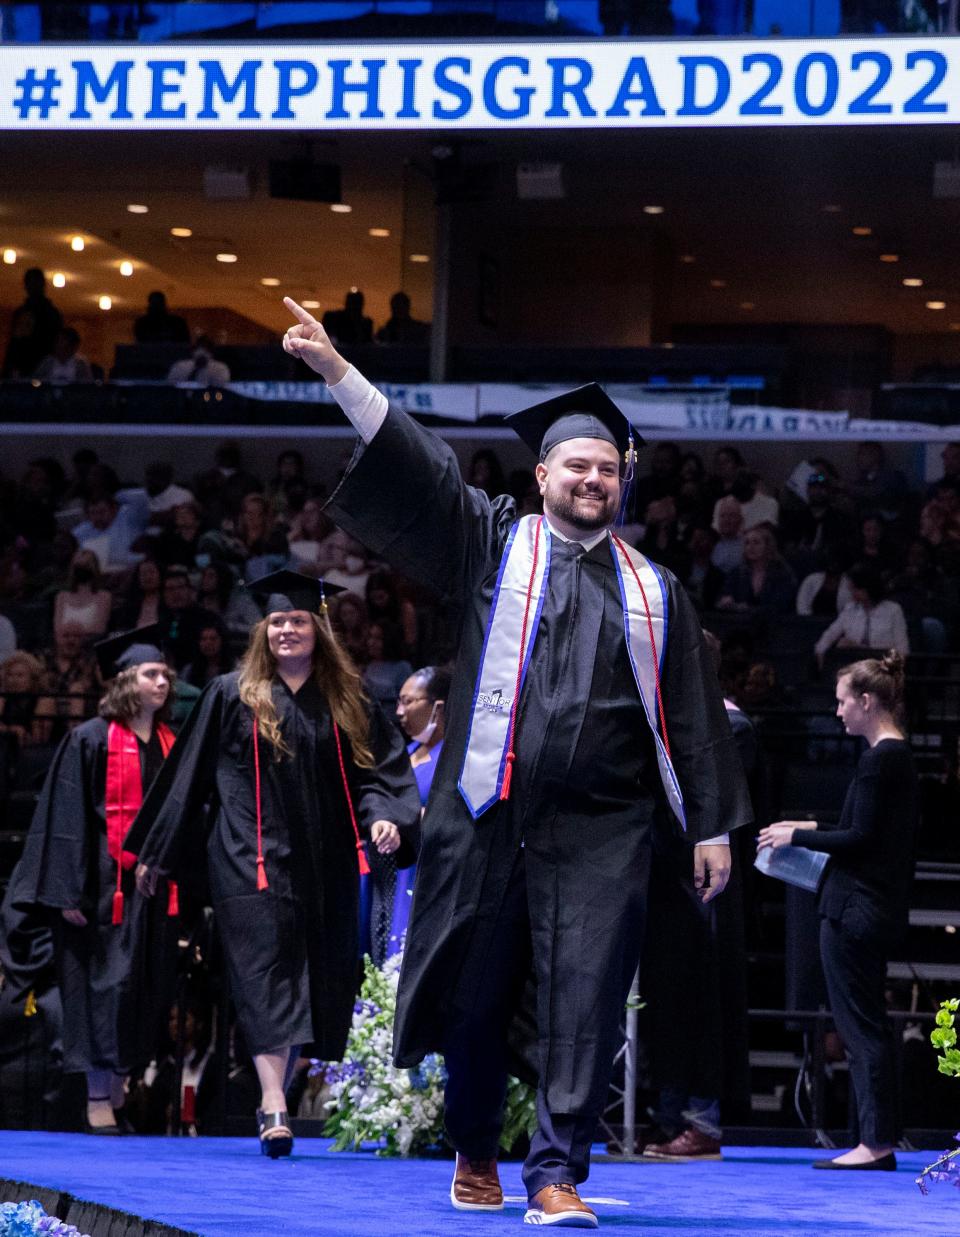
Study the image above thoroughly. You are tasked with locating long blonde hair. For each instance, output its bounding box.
[238,612,373,767]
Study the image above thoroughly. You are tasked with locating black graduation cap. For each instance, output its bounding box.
[95,624,165,681]
[247,568,345,616]
[503,382,644,463]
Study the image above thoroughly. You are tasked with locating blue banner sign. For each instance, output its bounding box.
[0,38,957,129]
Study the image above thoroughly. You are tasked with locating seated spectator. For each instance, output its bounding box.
[796,550,854,617]
[681,525,724,612]
[235,492,289,580]
[114,556,163,629]
[780,466,851,576]
[848,441,908,519]
[0,557,42,651]
[814,565,909,666]
[0,612,15,659]
[738,660,785,713]
[130,1001,217,1135]
[376,291,430,345]
[711,496,745,575]
[0,651,50,748]
[366,571,418,662]
[287,495,335,573]
[634,442,682,515]
[329,591,369,668]
[167,334,231,386]
[194,442,262,527]
[508,469,541,518]
[36,624,100,738]
[705,445,745,506]
[13,457,66,545]
[135,290,190,344]
[266,449,306,520]
[71,490,149,575]
[33,326,93,384]
[641,496,690,579]
[2,267,63,379]
[718,525,797,616]
[322,289,373,345]
[181,618,235,687]
[889,540,955,653]
[158,566,219,671]
[736,473,779,530]
[143,461,194,524]
[53,549,112,640]
[925,442,960,501]
[197,563,236,617]
[323,531,373,596]
[467,449,506,500]
[156,501,204,569]
[362,620,413,711]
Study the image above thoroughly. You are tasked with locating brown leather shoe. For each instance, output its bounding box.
[641,1127,722,1162]
[523,1183,598,1228]
[450,1153,504,1211]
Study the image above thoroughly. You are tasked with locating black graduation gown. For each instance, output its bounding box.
[326,407,753,1108]
[3,717,175,1074]
[124,672,420,1059]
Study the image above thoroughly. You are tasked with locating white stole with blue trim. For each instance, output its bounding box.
[457,514,686,829]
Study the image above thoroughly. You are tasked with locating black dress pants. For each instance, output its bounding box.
[819,909,898,1149]
[442,848,629,1199]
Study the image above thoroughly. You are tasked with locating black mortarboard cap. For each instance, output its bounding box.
[503,382,644,463]
[247,569,345,616]
[95,624,165,681]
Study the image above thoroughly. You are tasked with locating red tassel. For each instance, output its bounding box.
[357,843,371,877]
[112,889,124,926]
[167,882,179,917]
[499,752,515,802]
[256,857,269,891]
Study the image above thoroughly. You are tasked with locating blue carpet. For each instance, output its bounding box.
[0,1132,954,1236]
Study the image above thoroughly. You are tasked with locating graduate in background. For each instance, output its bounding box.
[127,570,420,1158]
[2,625,178,1133]
[282,300,751,1229]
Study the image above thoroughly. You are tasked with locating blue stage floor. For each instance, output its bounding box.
[0,1132,955,1237]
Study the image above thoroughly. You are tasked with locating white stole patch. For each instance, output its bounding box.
[457,515,686,829]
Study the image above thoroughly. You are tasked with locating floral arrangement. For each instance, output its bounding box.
[322,954,536,1157]
[0,1201,90,1237]
[917,998,960,1195]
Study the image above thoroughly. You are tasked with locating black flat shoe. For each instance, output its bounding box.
[257,1108,293,1159]
[813,1153,896,1171]
[112,1106,135,1135]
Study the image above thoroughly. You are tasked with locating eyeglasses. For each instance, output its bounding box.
[397,695,429,708]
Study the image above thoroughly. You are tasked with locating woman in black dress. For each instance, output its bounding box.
[758,651,918,1171]
[128,570,420,1157]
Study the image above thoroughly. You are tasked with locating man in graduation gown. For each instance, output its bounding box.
[282,300,752,1228]
[125,570,421,1156]
[2,625,178,1133]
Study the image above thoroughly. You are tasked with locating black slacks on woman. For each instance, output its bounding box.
[819,908,898,1149]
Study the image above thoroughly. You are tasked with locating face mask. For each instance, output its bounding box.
[412,702,439,746]
[344,554,365,573]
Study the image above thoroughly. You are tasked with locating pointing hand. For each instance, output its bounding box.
[282,297,349,385]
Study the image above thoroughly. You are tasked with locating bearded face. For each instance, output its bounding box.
[537,438,621,533]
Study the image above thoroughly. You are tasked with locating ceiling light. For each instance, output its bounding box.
[903,277,923,287]
[950,323,960,332]
[51,272,66,288]
[330,203,352,214]
[119,260,134,277]
[926,300,946,310]
[710,279,727,288]
[879,254,899,263]
[2,248,15,265]
[98,295,112,310]
[368,227,390,238]
[126,204,148,214]
[216,253,238,263]
[679,254,696,264]
[70,236,85,252]
[947,923,957,933]
[302,300,320,309]
[170,227,193,238]
[851,226,872,236]
[823,204,842,213]
[260,277,280,287]
[643,205,665,215]
[410,253,430,263]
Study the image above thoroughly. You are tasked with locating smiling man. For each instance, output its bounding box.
[282,299,751,1229]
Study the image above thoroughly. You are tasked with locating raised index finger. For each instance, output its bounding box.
[283,296,319,329]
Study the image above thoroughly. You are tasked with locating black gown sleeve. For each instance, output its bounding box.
[353,701,423,869]
[660,573,754,843]
[325,406,516,605]
[123,679,224,875]
[791,758,881,857]
[7,723,99,911]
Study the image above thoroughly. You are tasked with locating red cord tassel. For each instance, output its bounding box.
[111,889,124,926]
[167,882,179,917]
[256,857,269,891]
[356,842,371,877]
[499,752,515,802]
